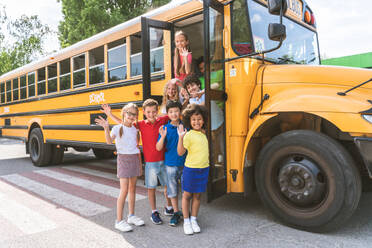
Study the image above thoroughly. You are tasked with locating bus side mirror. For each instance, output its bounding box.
[268,0,288,15]
[268,23,286,41]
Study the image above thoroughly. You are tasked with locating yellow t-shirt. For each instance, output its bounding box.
[183,130,209,169]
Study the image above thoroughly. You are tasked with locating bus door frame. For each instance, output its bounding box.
[204,0,228,202]
[141,17,174,100]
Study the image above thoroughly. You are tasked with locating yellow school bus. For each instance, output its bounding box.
[0,0,371,232]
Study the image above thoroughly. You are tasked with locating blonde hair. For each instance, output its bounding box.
[174,30,192,77]
[161,79,180,111]
[119,103,139,137]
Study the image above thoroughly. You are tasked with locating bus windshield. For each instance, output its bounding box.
[247,0,320,65]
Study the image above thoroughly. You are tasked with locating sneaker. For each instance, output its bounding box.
[169,211,182,226]
[115,220,133,232]
[183,221,193,235]
[191,219,200,233]
[151,211,162,225]
[127,215,145,226]
[164,207,174,216]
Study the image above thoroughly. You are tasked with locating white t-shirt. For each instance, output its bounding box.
[110,124,140,154]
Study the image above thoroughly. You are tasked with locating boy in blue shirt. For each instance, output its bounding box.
[156,100,186,226]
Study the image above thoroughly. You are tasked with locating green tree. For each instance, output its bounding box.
[0,6,51,75]
[58,0,171,48]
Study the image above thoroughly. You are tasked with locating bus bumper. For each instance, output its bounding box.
[354,137,372,178]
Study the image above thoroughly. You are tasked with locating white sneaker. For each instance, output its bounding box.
[127,215,145,226]
[191,219,200,233]
[115,220,133,232]
[183,221,194,235]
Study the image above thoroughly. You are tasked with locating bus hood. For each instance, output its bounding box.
[262,65,372,90]
[260,65,372,114]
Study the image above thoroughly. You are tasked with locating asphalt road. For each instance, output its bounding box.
[1,138,372,248]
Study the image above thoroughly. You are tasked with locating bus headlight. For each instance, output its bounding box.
[362,115,372,124]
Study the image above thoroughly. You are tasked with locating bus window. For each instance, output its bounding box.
[231,0,253,55]
[73,54,86,88]
[108,39,126,82]
[0,82,5,103]
[6,80,11,102]
[130,33,142,77]
[28,72,36,97]
[149,28,164,73]
[59,59,71,91]
[20,75,27,100]
[48,63,58,94]
[89,46,105,85]
[37,67,46,95]
[12,78,19,101]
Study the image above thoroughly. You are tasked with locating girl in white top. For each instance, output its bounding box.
[95,103,144,232]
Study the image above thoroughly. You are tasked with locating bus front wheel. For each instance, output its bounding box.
[255,130,361,232]
[29,128,52,167]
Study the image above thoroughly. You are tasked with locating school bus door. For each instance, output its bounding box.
[141,17,174,100]
[204,0,227,202]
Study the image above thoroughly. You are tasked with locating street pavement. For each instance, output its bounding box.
[1,138,372,248]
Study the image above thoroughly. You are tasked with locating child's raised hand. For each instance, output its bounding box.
[159,125,167,137]
[180,88,189,101]
[95,116,109,129]
[177,124,187,137]
[180,47,191,57]
[100,104,111,115]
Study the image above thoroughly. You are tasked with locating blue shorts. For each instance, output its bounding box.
[182,166,209,193]
[165,165,183,198]
[145,161,168,189]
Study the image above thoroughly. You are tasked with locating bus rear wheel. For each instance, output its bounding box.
[92,148,115,159]
[255,130,361,232]
[29,128,52,167]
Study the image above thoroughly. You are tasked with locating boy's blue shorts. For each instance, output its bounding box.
[165,165,183,198]
[145,161,168,189]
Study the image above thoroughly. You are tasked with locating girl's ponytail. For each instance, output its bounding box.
[119,126,123,138]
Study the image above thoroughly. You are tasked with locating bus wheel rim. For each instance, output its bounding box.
[277,155,327,208]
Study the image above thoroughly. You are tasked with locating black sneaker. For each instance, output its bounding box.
[151,211,162,225]
[169,211,182,226]
[164,207,174,216]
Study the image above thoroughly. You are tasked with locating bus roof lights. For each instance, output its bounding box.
[310,13,315,25]
[304,10,311,24]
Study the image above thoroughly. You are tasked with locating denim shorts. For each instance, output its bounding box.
[145,161,168,189]
[165,165,183,198]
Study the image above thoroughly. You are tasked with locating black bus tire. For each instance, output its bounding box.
[49,144,64,165]
[255,130,361,232]
[28,128,52,167]
[92,148,115,159]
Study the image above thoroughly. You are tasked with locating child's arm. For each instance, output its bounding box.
[95,116,115,144]
[181,48,192,74]
[156,126,167,151]
[100,104,122,124]
[177,124,187,156]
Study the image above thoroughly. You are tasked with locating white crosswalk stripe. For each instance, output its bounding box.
[0,191,57,235]
[62,166,119,181]
[1,174,110,217]
[35,169,146,201]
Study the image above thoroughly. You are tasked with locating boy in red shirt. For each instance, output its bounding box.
[101,99,173,224]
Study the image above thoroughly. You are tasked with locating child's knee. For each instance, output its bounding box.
[193,193,201,200]
[183,192,192,200]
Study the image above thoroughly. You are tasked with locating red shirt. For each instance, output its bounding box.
[136,115,169,162]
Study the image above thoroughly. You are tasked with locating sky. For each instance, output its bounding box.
[1,0,372,59]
